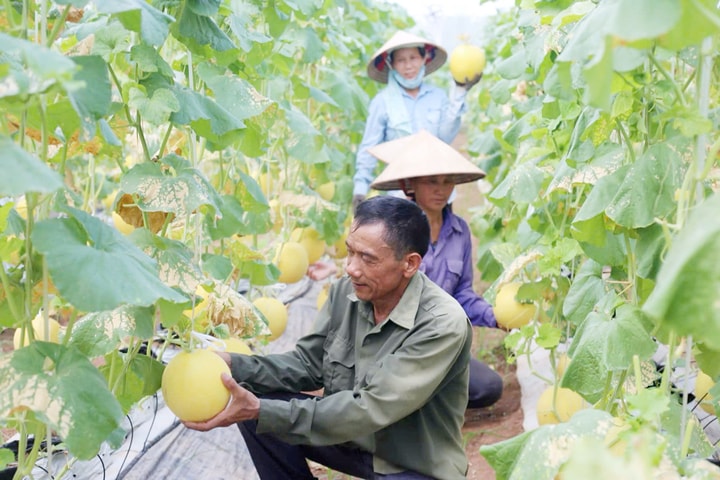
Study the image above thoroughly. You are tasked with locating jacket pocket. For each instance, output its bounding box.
[323,335,356,394]
[443,259,464,292]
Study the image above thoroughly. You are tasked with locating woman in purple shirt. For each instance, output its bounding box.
[369,130,503,409]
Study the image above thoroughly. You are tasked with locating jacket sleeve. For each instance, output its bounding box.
[452,220,496,328]
[353,94,388,196]
[436,84,467,144]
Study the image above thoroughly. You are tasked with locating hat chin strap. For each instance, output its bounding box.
[399,179,414,197]
[389,65,425,90]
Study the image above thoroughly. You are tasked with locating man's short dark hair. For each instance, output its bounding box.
[353,196,429,259]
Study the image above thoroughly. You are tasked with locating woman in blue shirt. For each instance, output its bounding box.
[369,130,503,409]
[352,30,481,211]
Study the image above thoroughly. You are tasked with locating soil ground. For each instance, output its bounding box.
[452,133,525,479]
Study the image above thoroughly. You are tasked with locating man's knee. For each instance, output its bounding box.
[468,361,503,408]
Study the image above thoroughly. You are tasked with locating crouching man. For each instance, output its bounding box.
[184,196,472,480]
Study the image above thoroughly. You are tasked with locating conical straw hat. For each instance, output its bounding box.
[367,31,447,84]
[369,130,486,191]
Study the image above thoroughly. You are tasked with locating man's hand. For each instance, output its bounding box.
[455,72,483,90]
[182,373,260,431]
[352,194,364,213]
[307,261,338,281]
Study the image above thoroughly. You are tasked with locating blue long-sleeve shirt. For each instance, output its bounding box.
[420,207,497,328]
[353,82,467,196]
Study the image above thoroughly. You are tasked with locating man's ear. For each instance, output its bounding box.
[403,252,423,278]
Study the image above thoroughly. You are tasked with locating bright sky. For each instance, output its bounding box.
[390,0,513,21]
[388,0,514,51]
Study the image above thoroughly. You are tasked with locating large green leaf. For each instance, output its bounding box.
[548,143,625,193]
[659,0,720,51]
[571,215,628,266]
[197,63,274,120]
[205,194,272,240]
[321,67,370,112]
[582,37,613,111]
[68,55,112,136]
[278,24,325,63]
[479,430,532,480]
[573,165,627,222]
[228,3,272,52]
[635,223,666,280]
[176,4,236,52]
[608,0,681,41]
[186,0,221,16]
[31,209,186,311]
[95,0,174,46]
[489,161,545,204]
[67,306,155,358]
[229,241,280,286]
[481,409,613,480]
[0,343,124,459]
[605,140,686,228]
[128,87,180,125]
[129,43,175,79]
[99,350,164,413]
[563,305,657,401]
[121,154,223,216]
[562,259,605,324]
[0,136,65,195]
[141,74,247,146]
[643,193,720,345]
[132,230,205,294]
[0,33,76,99]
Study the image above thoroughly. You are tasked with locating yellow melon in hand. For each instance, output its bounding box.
[161,349,231,422]
[494,282,537,329]
[449,44,486,84]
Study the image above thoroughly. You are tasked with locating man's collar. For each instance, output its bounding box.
[346,273,423,330]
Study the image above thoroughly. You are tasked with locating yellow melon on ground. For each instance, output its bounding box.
[695,369,716,414]
[112,211,135,235]
[316,182,335,202]
[252,296,288,341]
[14,312,61,349]
[274,241,309,284]
[536,386,587,425]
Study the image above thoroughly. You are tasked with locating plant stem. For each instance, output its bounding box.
[614,118,635,163]
[135,111,151,162]
[158,123,174,158]
[679,335,693,448]
[0,264,21,322]
[45,4,69,47]
[648,52,686,107]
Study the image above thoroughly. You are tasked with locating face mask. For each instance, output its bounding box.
[390,64,425,90]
